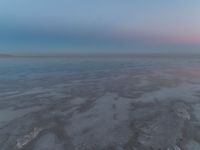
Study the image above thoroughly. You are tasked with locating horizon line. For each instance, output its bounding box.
[2,52,200,58]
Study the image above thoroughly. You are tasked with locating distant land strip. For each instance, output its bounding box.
[1,53,200,58]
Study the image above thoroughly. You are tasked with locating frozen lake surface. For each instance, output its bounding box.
[1,57,200,150]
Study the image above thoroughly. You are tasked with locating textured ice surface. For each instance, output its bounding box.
[0,107,41,128]
[16,127,43,149]
[0,58,200,150]
[33,133,64,150]
[186,140,200,150]
[193,104,200,122]
[67,93,132,150]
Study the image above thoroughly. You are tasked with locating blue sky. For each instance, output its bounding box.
[0,0,200,54]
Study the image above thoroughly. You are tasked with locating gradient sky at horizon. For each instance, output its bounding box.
[0,0,200,54]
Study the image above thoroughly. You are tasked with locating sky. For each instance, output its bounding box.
[0,0,200,54]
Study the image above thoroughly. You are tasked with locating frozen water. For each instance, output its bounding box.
[0,57,200,150]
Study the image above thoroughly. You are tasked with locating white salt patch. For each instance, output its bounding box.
[16,127,43,149]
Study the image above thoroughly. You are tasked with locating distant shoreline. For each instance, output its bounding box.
[1,53,200,59]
